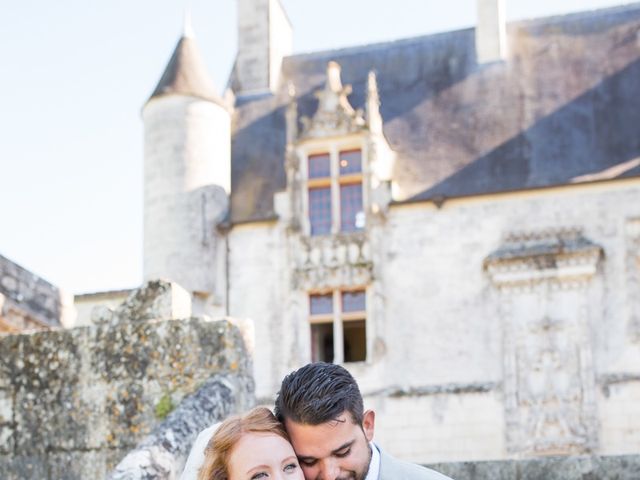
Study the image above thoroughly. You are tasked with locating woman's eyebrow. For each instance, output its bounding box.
[247,464,269,474]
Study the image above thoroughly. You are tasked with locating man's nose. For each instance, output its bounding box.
[318,459,340,480]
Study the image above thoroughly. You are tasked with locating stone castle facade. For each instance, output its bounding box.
[10,0,640,468]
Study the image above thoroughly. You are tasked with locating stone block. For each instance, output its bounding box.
[0,388,12,424]
[429,455,640,480]
[0,455,49,480]
[0,423,13,454]
[0,316,253,478]
[113,279,192,323]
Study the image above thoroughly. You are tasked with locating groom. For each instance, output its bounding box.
[274,362,452,480]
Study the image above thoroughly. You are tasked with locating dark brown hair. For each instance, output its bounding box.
[274,362,364,426]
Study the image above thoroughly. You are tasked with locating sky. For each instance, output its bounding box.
[0,0,635,294]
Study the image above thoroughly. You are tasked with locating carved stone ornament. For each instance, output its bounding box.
[291,232,372,291]
[504,314,597,456]
[492,229,601,456]
[300,61,365,139]
[625,218,640,342]
[484,229,603,291]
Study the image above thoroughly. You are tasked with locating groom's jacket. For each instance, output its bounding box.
[378,448,453,480]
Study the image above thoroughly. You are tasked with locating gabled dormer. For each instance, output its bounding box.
[282,61,395,365]
[285,61,395,238]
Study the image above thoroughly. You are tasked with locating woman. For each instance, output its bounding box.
[198,407,304,480]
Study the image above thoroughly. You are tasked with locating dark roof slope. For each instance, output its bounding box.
[149,35,223,105]
[230,3,640,223]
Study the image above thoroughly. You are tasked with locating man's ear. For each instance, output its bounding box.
[362,409,375,442]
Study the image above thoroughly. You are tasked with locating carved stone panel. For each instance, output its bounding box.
[504,302,597,456]
[625,219,640,342]
[291,233,372,291]
[487,230,601,456]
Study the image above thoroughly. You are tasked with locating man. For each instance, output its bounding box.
[274,362,452,480]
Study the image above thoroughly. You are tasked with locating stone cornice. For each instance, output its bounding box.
[484,229,603,290]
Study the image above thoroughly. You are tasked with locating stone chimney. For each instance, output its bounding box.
[476,0,507,63]
[235,0,292,95]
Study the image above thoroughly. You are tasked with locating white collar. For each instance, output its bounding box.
[364,442,381,480]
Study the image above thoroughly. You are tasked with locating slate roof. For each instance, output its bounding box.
[229,3,640,223]
[149,34,223,105]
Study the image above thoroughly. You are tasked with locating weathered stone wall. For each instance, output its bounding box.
[372,181,640,462]
[0,317,254,479]
[227,180,640,464]
[428,454,640,479]
[228,222,289,399]
[0,254,73,332]
[74,290,132,327]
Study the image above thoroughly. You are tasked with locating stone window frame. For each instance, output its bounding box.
[309,288,368,365]
[300,138,367,237]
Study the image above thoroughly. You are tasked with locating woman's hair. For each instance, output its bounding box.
[198,407,289,480]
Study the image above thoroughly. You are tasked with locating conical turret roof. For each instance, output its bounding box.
[148,32,223,105]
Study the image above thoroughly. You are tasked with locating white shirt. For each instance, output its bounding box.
[365,442,381,480]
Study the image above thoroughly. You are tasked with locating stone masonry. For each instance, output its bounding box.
[0,254,73,333]
[0,281,254,480]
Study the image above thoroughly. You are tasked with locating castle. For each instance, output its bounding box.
[5,0,640,468]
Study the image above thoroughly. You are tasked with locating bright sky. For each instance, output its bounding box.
[0,0,633,294]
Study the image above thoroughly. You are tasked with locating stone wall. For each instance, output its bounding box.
[0,254,73,332]
[370,181,640,462]
[0,316,254,479]
[428,454,640,479]
[228,180,640,463]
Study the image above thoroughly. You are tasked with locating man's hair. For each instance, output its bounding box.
[274,362,364,426]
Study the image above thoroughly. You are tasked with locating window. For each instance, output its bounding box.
[309,290,367,364]
[307,149,364,236]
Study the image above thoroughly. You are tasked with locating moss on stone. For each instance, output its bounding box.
[154,393,175,420]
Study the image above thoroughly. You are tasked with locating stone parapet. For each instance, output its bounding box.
[0,254,71,332]
[429,454,640,479]
[0,316,254,480]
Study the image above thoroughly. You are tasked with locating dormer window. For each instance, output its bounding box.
[307,148,364,236]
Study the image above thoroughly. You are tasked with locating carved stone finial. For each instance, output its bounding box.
[326,61,344,93]
[286,81,298,145]
[316,61,355,116]
[366,70,383,134]
[301,61,365,138]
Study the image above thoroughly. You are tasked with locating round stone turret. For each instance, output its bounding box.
[142,26,230,312]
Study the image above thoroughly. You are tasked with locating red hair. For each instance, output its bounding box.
[198,407,289,480]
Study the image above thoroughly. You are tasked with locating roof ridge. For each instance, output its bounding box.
[286,27,472,63]
[511,1,640,28]
[285,1,640,64]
